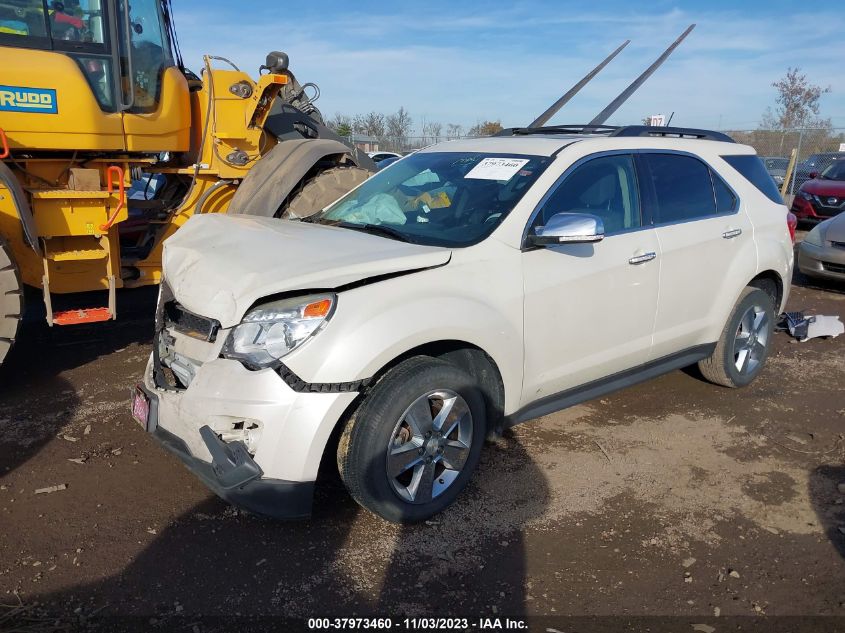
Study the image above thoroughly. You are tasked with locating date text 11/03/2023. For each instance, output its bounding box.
[307,617,529,630]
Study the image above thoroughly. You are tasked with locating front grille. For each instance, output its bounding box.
[813,195,845,208]
[822,261,845,274]
[164,302,220,342]
[810,201,844,218]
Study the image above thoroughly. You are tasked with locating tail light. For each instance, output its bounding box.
[787,212,797,243]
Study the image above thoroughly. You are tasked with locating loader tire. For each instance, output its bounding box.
[0,239,22,366]
[282,165,370,219]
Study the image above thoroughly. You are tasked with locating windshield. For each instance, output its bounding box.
[309,151,551,247]
[821,161,845,181]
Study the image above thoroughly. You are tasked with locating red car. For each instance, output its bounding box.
[791,160,845,223]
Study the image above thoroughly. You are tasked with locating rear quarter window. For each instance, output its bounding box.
[721,155,783,204]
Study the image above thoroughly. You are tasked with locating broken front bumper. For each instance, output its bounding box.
[138,351,358,519]
[138,383,316,519]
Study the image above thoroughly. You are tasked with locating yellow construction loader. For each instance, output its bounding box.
[0,0,373,366]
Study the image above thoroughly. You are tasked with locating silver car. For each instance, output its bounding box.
[798,213,845,281]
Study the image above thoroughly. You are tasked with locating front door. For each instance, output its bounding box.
[521,153,660,407]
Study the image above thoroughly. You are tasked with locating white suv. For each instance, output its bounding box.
[132,126,794,523]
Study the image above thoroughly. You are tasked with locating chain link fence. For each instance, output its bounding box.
[342,135,480,155]
[725,128,845,196]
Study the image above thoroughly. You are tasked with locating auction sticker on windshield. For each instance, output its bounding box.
[465,157,529,181]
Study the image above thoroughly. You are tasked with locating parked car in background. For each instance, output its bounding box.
[368,151,402,162]
[375,156,402,170]
[791,160,845,224]
[763,156,789,187]
[794,152,845,191]
[798,212,845,281]
[134,127,793,523]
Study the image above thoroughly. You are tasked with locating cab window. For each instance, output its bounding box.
[0,0,48,38]
[0,1,113,110]
[537,154,641,234]
[125,0,174,112]
[0,0,106,44]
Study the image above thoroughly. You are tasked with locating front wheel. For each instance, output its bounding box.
[281,165,370,219]
[0,239,22,366]
[698,286,775,388]
[337,356,486,523]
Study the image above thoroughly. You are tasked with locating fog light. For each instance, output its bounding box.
[243,426,262,454]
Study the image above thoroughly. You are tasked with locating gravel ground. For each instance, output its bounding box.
[1,241,844,631]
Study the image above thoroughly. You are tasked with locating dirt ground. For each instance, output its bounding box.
[2,237,845,631]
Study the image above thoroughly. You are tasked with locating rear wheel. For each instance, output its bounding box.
[282,165,370,219]
[698,286,774,388]
[337,356,486,523]
[0,239,22,366]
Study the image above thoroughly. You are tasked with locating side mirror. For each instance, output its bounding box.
[529,212,605,246]
[809,171,819,179]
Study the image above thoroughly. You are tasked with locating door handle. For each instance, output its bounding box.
[629,251,657,265]
[722,228,742,239]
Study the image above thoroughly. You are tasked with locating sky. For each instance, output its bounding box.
[171,0,845,135]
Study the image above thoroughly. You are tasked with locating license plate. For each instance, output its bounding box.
[131,387,150,429]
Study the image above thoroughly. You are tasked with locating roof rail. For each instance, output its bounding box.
[611,126,735,143]
[496,124,620,137]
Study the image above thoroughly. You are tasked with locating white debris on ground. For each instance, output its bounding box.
[779,312,844,342]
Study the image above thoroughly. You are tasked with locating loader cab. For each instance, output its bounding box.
[0,0,190,152]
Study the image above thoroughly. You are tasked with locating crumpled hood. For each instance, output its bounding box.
[163,214,451,326]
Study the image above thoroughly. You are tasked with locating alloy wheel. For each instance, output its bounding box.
[733,304,769,376]
[385,389,474,504]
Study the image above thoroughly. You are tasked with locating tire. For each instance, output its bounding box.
[337,356,486,523]
[698,286,775,388]
[282,165,370,219]
[0,239,22,367]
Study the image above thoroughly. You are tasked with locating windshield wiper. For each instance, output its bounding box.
[337,222,415,243]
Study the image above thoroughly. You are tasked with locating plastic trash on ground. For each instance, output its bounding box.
[777,311,844,342]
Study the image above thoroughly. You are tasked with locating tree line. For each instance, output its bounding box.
[326,109,504,151]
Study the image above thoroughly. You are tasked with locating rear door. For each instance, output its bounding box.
[638,152,754,360]
[521,153,660,405]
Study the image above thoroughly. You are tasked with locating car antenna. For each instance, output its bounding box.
[588,24,696,126]
[528,39,631,128]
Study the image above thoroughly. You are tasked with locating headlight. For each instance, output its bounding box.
[799,191,813,201]
[803,224,824,247]
[222,294,335,367]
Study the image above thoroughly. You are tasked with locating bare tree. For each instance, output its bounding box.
[353,111,386,139]
[386,107,413,151]
[420,119,443,145]
[327,113,353,137]
[430,122,442,143]
[760,67,831,130]
[446,123,463,139]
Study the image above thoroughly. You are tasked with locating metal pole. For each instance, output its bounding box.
[589,24,696,127]
[528,40,631,128]
[792,128,804,196]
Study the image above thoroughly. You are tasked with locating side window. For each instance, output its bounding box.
[125,0,174,111]
[0,0,47,38]
[0,0,105,43]
[711,169,737,213]
[538,154,641,234]
[643,153,716,223]
[721,155,784,204]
